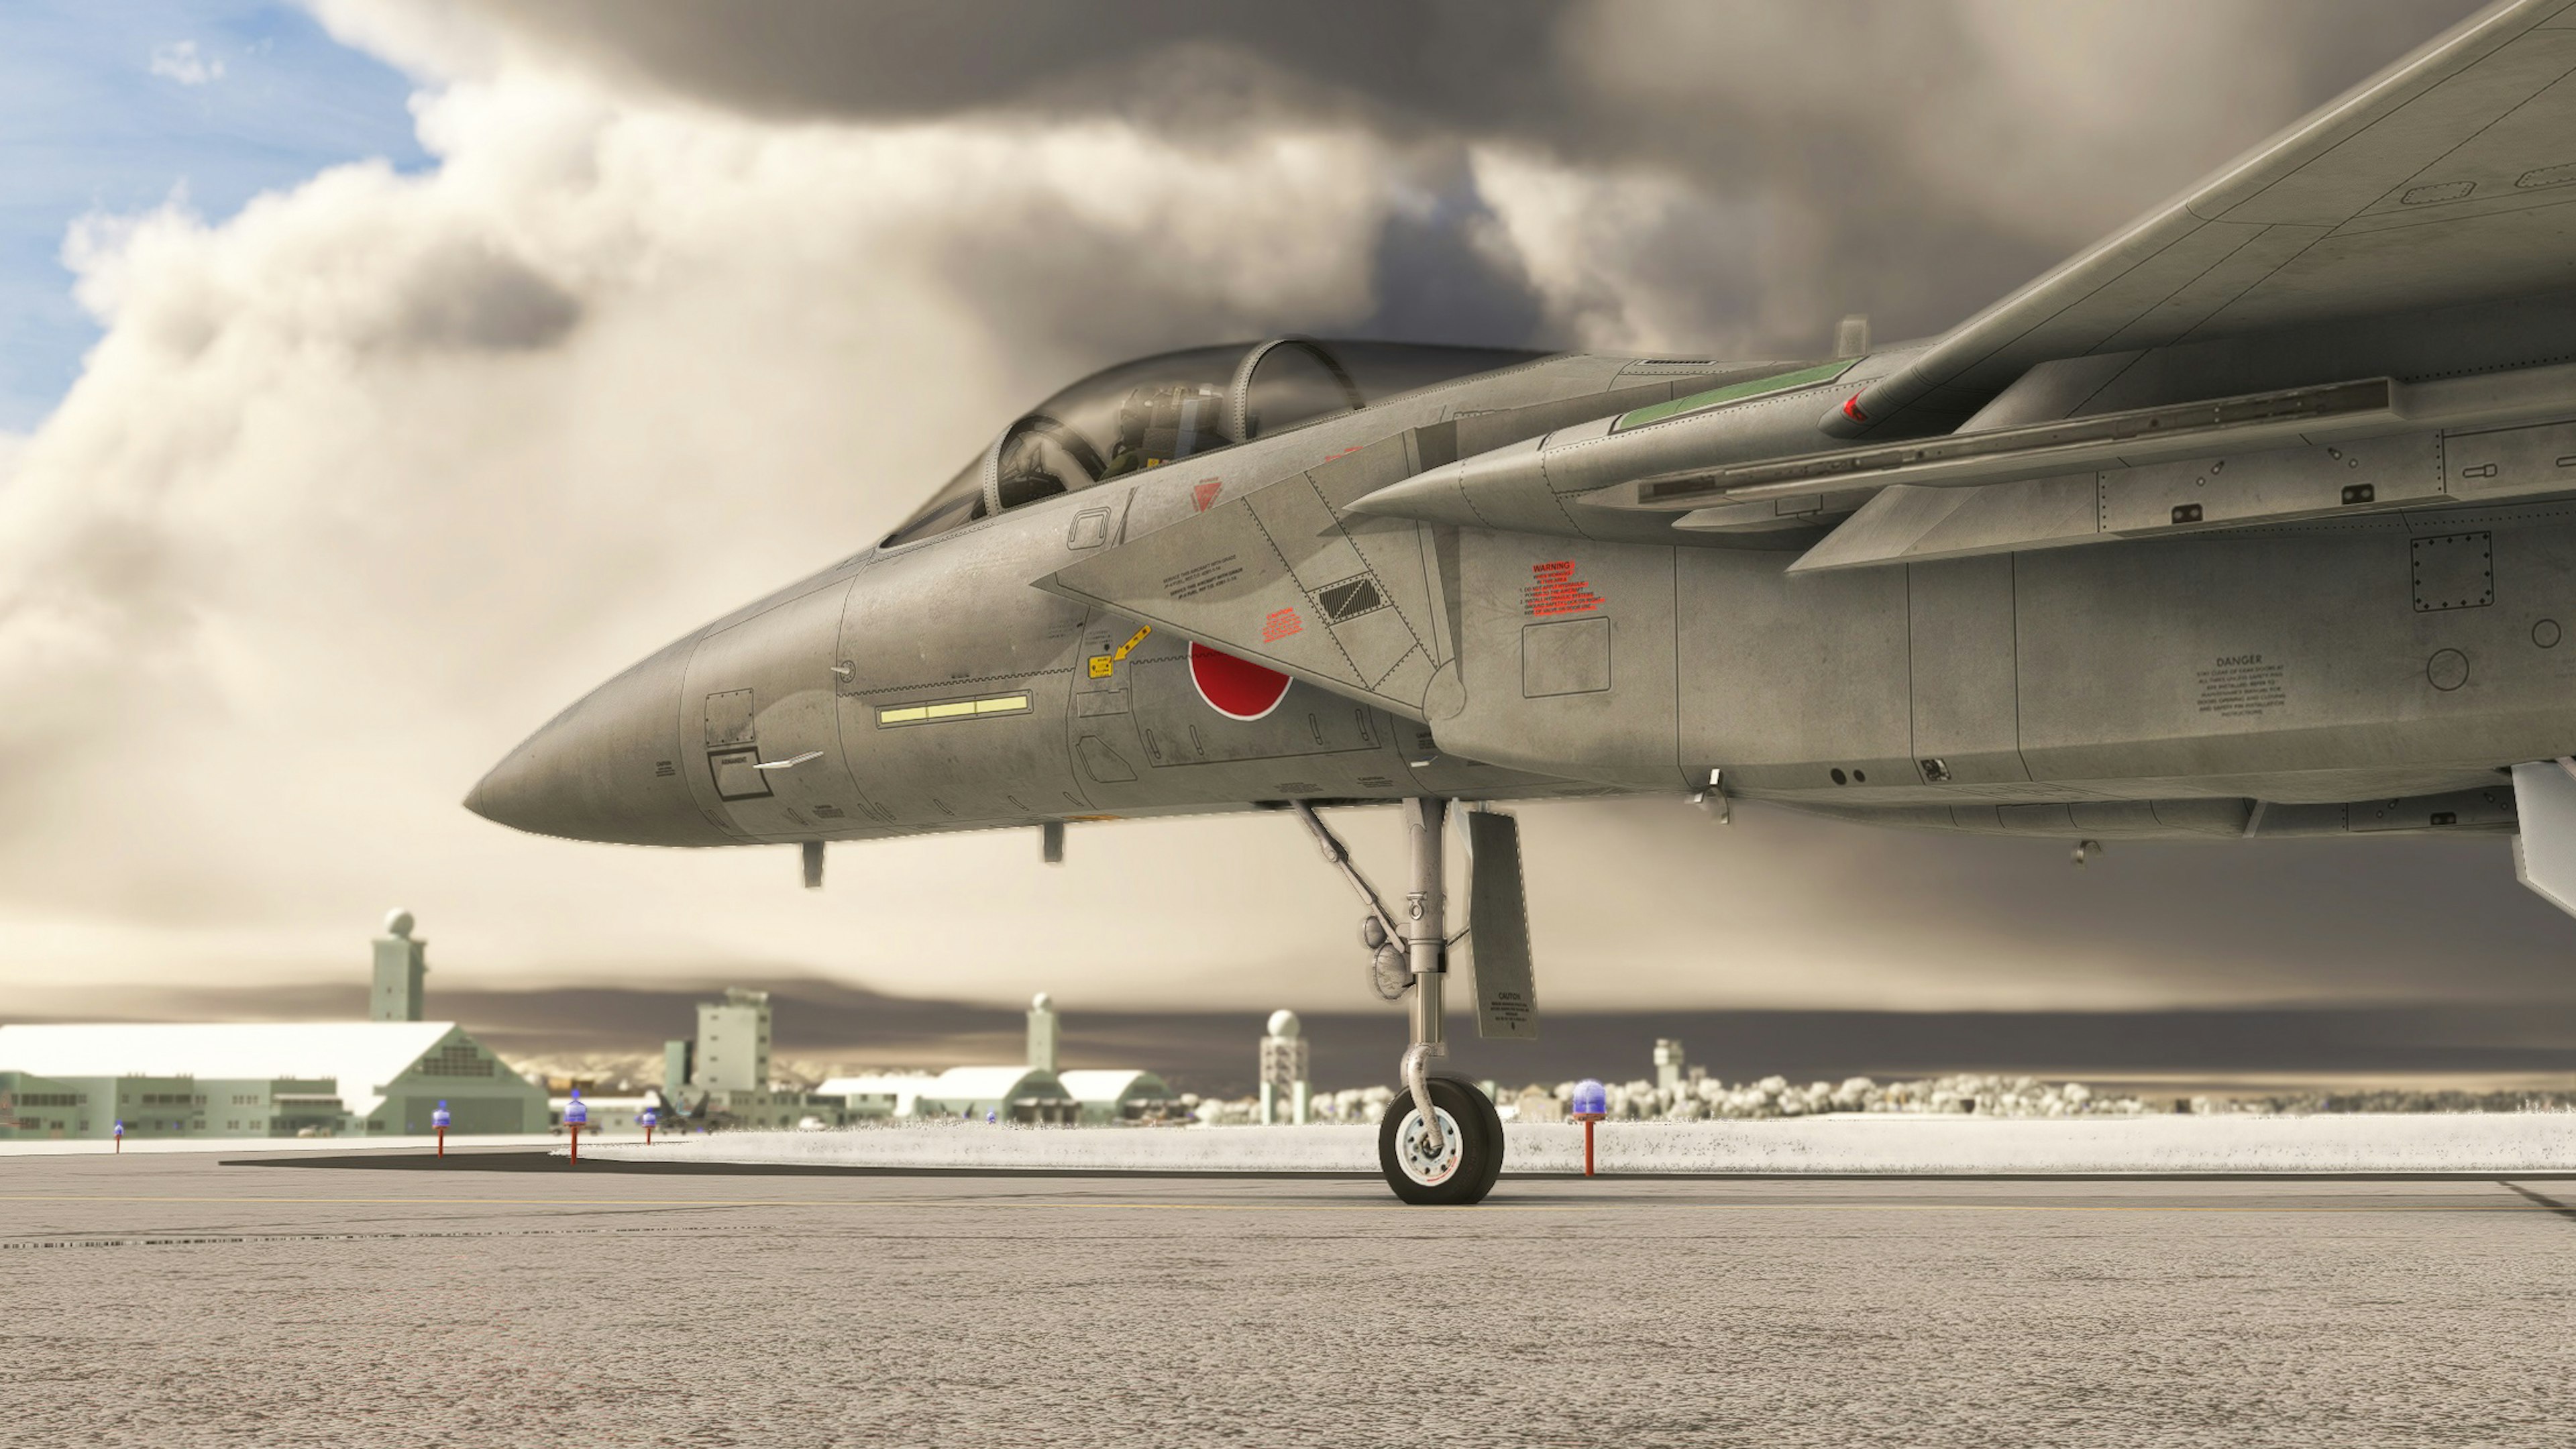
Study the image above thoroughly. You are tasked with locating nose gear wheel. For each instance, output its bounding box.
[1377,1075,1504,1205]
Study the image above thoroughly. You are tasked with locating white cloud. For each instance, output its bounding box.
[1564,0,2325,255]
[148,40,226,87]
[0,49,1431,1007]
[1464,146,1816,356]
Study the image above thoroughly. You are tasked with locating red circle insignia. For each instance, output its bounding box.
[1189,641,1293,721]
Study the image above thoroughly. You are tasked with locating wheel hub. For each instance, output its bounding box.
[1394,1106,1464,1185]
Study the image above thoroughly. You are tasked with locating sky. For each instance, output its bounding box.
[0,1,427,431]
[13,0,2571,1030]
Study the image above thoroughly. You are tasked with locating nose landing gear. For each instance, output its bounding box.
[1292,796,1504,1205]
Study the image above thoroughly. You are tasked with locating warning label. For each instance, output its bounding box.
[1525,560,1603,617]
[1263,607,1304,644]
[1163,555,1244,601]
[1192,479,1222,513]
[2194,654,2286,719]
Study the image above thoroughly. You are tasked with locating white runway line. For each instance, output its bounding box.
[578,1112,2576,1175]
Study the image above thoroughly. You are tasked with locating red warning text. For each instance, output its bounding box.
[1263,607,1305,643]
[1525,560,1603,617]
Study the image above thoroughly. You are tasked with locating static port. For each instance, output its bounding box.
[2171,503,2203,524]
[2343,483,2375,504]
[1830,767,1847,786]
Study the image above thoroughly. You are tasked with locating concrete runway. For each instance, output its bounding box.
[3,1151,2573,1448]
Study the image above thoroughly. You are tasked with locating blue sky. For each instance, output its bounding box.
[0,1,426,433]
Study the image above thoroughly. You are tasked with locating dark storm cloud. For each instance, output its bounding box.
[452,0,2491,350]
[449,1,1570,133]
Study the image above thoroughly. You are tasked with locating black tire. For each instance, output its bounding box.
[1377,1074,1502,1205]
[1460,1078,1506,1201]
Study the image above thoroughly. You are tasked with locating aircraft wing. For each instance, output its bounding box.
[1829,0,2576,439]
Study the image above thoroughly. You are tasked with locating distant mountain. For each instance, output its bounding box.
[22,977,2576,1101]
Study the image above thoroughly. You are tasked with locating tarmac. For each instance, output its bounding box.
[3,1148,2573,1448]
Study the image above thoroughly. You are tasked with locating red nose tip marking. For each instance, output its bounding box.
[1841,394,1870,423]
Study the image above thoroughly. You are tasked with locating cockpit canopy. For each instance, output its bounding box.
[882,337,1541,548]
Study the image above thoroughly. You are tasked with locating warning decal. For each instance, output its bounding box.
[1189,641,1293,721]
[1262,607,1304,643]
[1192,478,1223,512]
[1316,575,1385,624]
[1525,560,1603,617]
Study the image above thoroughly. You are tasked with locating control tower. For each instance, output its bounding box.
[370,909,427,1022]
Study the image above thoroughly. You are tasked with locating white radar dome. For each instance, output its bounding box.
[384,908,416,938]
[1031,992,1054,1011]
[1267,1009,1301,1038]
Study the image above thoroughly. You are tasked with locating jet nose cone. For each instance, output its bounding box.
[462,770,499,824]
[466,636,735,847]
[462,748,541,829]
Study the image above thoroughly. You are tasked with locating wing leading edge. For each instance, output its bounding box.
[1828,0,2576,439]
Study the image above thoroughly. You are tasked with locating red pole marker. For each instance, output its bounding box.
[641,1106,657,1146]
[563,1089,588,1166]
[432,1100,451,1159]
[1570,1079,1607,1178]
[113,1119,123,1155]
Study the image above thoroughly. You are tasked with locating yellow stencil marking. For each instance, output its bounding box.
[877,691,1034,728]
[1088,625,1152,679]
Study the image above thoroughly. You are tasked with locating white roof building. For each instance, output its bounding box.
[0,1022,541,1133]
[820,1067,1075,1124]
[1058,1069,1177,1124]
[818,1073,939,1118]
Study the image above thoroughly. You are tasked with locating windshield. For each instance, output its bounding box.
[881,338,1540,547]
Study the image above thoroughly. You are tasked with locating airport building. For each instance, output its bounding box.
[0,910,543,1140]
[814,995,1173,1125]
[818,1066,1078,1123]
[660,987,824,1130]
[0,1022,541,1139]
[1060,1069,1177,1124]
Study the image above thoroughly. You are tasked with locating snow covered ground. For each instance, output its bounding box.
[579,1112,2576,1175]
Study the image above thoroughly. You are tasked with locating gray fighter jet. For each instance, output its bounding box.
[470,0,2576,1201]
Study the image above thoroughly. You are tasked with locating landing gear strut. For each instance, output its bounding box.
[1293,797,1504,1205]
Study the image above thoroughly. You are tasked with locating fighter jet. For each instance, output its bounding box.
[470,0,2576,1202]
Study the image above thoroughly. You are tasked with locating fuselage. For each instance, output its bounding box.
[468,335,2562,851]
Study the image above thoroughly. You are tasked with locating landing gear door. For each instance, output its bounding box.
[2512,759,2576,919]
[1464,809,1538,1040]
